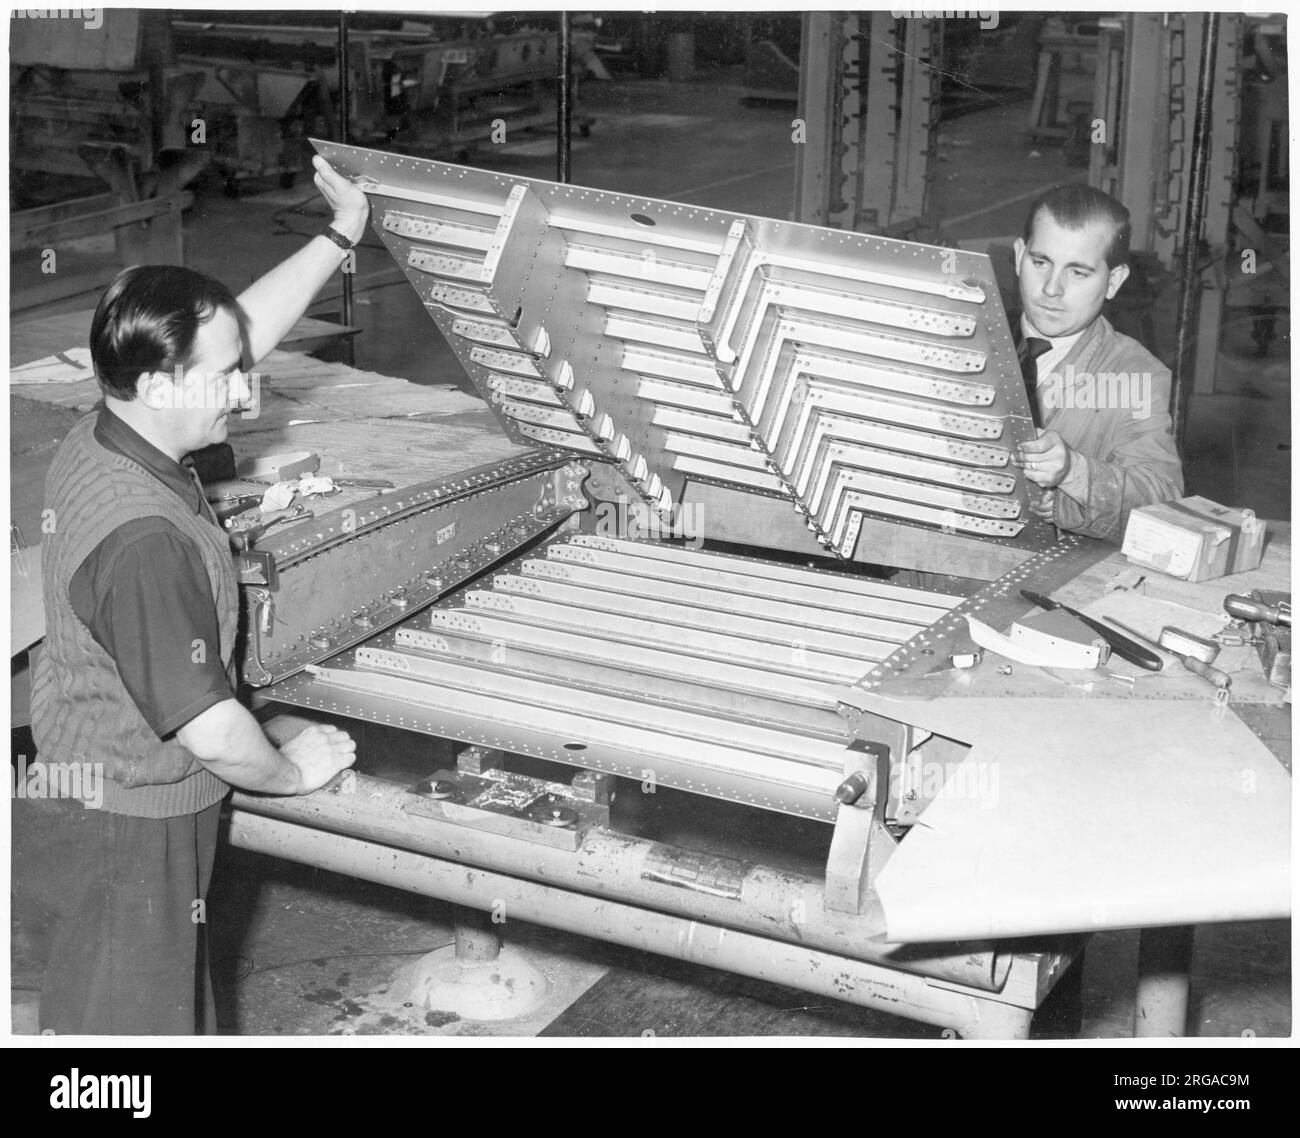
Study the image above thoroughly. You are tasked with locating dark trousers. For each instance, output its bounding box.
[39,801,223,1035]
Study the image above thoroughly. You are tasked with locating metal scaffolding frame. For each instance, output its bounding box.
[793,13,941,238]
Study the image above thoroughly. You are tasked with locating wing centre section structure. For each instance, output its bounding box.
[314,140,1055,560]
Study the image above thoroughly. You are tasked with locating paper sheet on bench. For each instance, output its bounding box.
[872,698,1289,941]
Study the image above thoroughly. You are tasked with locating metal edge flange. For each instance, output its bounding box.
[258,450,571,567]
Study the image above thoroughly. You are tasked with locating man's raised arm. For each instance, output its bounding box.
[236,156,370,366]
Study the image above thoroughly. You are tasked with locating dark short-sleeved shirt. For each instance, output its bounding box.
[67,407,234,738]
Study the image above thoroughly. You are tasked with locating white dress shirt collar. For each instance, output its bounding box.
[1020,316,1087,383]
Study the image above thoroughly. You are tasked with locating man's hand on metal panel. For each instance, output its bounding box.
[312,155,370,245]
[236,157,372,363]
[178,698,355,795]
[278,722,358,794]
[1018,429,1072,489]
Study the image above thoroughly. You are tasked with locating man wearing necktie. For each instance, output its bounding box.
[1012,184,1184,542]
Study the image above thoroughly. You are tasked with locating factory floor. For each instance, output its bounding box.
[10,70,1290,1040]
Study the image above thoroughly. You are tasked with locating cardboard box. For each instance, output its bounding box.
[1122,496,1266,582]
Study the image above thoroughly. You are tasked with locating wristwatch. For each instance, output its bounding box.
[320,225,357,252]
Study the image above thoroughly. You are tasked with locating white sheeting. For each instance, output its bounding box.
[872,697,1290,941]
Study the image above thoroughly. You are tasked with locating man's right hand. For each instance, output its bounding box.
[278,722,357,794]
[179,698,356,796]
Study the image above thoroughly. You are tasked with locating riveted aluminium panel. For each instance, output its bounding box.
[313,140,1055,560]
[268,532,968,822]
[240,452,587,686]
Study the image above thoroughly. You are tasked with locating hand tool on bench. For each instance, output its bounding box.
[226,506,314,551]
[1105,617,1233,690]
[211,494,265,524]
[1020,589,1163,670]
[331,477,395,490]
[1224,593,1291,626]
[1222,591,1291,692]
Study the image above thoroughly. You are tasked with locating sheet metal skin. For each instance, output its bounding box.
[312,139,1056,565]
[267,533,965,822]
[861,698,1290,942]
[241,452,586,686]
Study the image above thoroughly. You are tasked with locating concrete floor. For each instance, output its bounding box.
[10,68,1291,1038]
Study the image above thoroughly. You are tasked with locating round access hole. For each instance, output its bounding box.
[563,742,587,752]
[630,213,656,227]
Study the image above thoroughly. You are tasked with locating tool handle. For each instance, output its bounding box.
[1074,613,1164,670]
[228,527,263,553]
[1224,594,1291,626]
[1182,655,1232,690]
[334,477,396,489]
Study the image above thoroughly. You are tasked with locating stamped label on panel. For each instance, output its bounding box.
[436,522,457,545]
[642,844,747,899]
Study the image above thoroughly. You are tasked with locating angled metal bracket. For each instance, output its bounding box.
[824,740,896,914]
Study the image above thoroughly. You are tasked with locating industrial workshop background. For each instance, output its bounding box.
[9,8,1291,1044]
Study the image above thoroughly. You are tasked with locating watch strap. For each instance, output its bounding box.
[320,226,357,252]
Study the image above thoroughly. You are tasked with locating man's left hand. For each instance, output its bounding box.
[1018,429,1072,489]
[312,156,370,244]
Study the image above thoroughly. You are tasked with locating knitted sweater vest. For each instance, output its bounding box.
[31,415,237,817]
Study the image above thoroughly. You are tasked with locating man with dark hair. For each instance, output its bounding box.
[30,157,365,1034]
[1014,183,1183,542]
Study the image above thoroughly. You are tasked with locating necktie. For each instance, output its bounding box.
[1014,334,1056,525]
[1016,335,1051,429]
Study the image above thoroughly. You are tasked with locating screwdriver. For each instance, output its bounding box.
[1106,618,1233,691]
[1223,594,1291,626]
